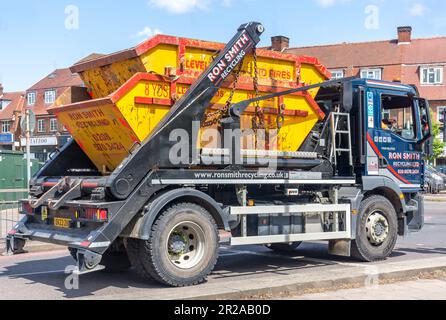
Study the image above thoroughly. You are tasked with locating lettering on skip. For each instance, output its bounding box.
[68,109,110,129]
[67,108,126,153]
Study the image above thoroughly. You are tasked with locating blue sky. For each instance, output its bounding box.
[0,0,445,92]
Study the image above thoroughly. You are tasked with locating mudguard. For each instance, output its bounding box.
[122,188,230,240]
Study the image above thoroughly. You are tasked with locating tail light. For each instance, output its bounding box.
[21,202,34,216]
[83,208,108,222]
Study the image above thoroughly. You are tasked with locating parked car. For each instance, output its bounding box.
[425,166,445,194]
[434,168,446,189]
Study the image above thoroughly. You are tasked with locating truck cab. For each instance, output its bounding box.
[353,79,431,192]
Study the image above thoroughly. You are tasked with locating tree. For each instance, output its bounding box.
[429,111,445,163]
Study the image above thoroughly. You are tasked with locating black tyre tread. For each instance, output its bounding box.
[125,238,152,281]
[138,203,219,287]
[100,249,131,273]
[351,195,398,262]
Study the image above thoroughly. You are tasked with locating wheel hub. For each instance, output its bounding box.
[366,211,389,246]
[167,222,205,270]
[169,234,187,255]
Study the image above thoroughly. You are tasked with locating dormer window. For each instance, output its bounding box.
[44,90,56,104]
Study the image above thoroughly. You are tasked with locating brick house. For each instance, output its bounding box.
[0,84,25,150]
[22,68,89,161]
[268,27,446,165]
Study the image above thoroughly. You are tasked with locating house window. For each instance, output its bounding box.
[330,70,344,80]
[27,92,36,106]
[360,68,382,80]
[421,66,443,85]
[0,100,11,111]
[50,118,58,132]
[438,106,446,124]
[1,121,10,133]
[37,119,45,133]
[44,90,56,104]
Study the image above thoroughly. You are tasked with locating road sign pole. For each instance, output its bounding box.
[26,109,31,194]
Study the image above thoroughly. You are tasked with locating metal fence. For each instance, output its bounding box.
[0,190,26,240]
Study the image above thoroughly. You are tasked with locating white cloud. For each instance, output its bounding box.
[316,0,336,8]
[134,26,162,39]
[314,0,351,8]
[149,0,210,14]
[410,3,427,16]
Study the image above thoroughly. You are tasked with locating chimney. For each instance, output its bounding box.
[398,26,412,44]
[0,83,3,97]
[271,36,290,52]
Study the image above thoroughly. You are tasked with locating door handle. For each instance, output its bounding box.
[378,157,388,168]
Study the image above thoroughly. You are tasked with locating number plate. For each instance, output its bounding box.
[54,218,71,229]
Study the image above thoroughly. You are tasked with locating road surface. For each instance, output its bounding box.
[0,202,445,300]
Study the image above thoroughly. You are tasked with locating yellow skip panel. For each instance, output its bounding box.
[53,73,324,172]
[71,34,330,99]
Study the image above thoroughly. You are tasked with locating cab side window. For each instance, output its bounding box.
[381,95,416,140]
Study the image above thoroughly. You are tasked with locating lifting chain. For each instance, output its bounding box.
[251,48,285,133]
[251,48,265,131]
[202,47,285,133]
[277,103,286,130]
[202,60,244,127]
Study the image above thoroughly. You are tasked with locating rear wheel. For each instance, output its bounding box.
[265,242,302,252]
[127,203,219,287]
[352,195,398,262]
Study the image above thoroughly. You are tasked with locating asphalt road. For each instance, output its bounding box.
[0,202,445,300]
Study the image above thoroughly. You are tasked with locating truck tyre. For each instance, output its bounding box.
[352,195,398,262]
[128,203,219,287]
[69,240,131,273]
[265,242,302,252]
[125,238,153,281]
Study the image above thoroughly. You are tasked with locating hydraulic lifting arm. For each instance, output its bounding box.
[107,22,265,199]
[229,77,357,118]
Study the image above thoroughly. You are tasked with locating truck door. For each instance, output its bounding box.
[366,90,423,192]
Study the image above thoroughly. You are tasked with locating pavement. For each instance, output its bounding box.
[283,278,446,300]
[0,240,64,255]
[0,202,444,300]
[423,193,446,202]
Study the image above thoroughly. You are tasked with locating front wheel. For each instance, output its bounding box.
[127,203,219,287]
[352,195,398,262]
